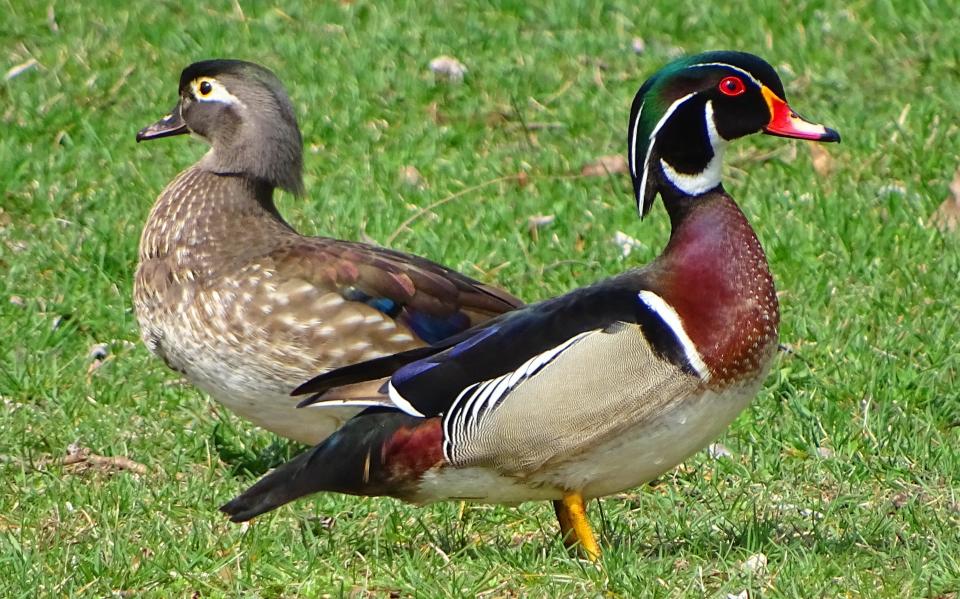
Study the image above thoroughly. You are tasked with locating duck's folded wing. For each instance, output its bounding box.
[300,278,710,418]
[292,284,596,402]
[328,239,523,329]
[296,281,634,407]
[293,317,496,399]
[256,237,522,349]
[439,320,704,474]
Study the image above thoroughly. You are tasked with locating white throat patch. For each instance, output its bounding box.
[659,100,726,196]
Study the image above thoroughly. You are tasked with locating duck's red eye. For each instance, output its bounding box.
[718,76,746,96]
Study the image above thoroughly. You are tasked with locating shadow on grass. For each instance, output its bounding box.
[211,421,305,477]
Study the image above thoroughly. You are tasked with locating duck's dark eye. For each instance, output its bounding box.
[718,76,746,97]
[199,80,213,96]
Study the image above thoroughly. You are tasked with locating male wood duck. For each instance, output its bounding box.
[134,59,521,445]
[220,51,840,560]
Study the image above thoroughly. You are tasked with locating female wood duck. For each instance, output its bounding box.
[134,59,521,445]
[220,51,840,560]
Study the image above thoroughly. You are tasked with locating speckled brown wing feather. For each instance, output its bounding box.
[268,237,522,330]
[173,235,522,381]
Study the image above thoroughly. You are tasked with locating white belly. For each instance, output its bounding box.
[140,318,357,445]
[137,297,389,446]
[203,381,359,446]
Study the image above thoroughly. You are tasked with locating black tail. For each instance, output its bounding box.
[220,409,424,522]
[220,446,323,522]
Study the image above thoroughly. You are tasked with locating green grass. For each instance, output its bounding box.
[2,0,959,596]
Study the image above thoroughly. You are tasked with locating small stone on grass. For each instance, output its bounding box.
[741,553,767,574]
[429,55,467,82]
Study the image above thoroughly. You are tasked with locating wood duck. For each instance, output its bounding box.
[134,59,522,445]
[220,51,840,560]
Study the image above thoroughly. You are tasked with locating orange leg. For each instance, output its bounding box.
[553,493,600,561]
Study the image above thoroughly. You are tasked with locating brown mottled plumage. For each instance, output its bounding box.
[134,59,520,444]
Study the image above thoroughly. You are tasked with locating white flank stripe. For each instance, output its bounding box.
[637,290,711,380]
[452,382,480,430]
[472,379,498,410]
[469,383,493,431]
[628,100,644,179]
[487,375,516,409]
[659,100,726,196]
[468,381,494,425]
[387,380,426,417]
[505,364,527,388]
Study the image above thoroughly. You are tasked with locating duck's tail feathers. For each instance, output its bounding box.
[220,410,437,522]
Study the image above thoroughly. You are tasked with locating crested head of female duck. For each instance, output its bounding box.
[137,59,304,196]
[627,50,840,220]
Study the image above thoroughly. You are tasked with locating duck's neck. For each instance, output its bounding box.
[139,165,295,264]
[653,190,780,386]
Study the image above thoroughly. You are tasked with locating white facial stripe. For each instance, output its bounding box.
[387,380,426,417]
[704,100,724,147]
[649,92,696,141]
[689,62,762,87]
[637,290,711,380]
[636,92,696,212]
[659,100,726,196]
[628,100,644,180]
[191,77,245,107]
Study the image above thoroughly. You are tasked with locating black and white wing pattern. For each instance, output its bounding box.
[436,328,594,461]
[299,273,712,466]
[373,283,652,417]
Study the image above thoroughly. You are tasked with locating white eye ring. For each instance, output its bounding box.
[191,78,244,107]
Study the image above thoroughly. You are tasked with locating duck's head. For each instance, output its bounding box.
[627,50,839,217]
[137,59,304,196]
